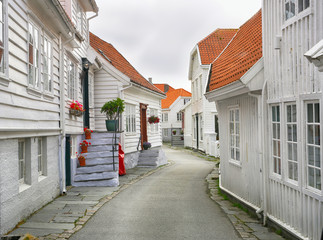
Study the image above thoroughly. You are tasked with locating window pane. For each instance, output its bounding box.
[314,103,320,123]
[291,0,296,15]
[277,124,280,139]
[314,125,320,145]
[272,106,276,121]
[230,123,234,134]
[288,162,293,179]
[294,163,298,181]
[293,144,297,161]
[235,123,239,134]
[235,109,239,121]
[315,169,321,189]
[287,125,292,141]
[273,124,277,138]
[308,146,314,166]
[273,140,277,155]
[293,125,297,141]
[287,105,291,122]
[0,1,3,23]
[298,0,303,12]
[231,148,234,159]
[305,0,310,9]
[292,104,296,122]
[288,143,292,159]
[236,136,239,148]
[307,103,313,123]
[277,141,281,157]
[308,167,314,187]
[308,125,314,144]
[236,150,240,161]
[315,147,320,167]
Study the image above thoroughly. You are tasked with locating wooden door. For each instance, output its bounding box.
[140,103,148,148]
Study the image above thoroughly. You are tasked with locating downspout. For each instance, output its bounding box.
[59,32,75,194]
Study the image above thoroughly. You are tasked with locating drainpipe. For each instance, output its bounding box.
[195,113,199,151]
[58,32,75,194]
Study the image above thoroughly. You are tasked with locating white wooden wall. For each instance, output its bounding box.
[263,1,323,239]
[218,94,262,208]
[124,86,162,153]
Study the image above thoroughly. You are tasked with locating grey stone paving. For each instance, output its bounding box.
[5,146,287,240]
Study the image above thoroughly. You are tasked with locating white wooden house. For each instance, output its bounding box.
[154,84,191,143]
[89,33,166,169]
[262,1,323,239]
[205,9,264,220]
[206,4,323,239]
[188,28,237,156]
[0,0,98,234]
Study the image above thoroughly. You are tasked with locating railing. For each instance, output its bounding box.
[112,106,120,171]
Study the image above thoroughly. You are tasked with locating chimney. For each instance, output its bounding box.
[148,77,152,83]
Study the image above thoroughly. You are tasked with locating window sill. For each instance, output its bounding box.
[38,175,47,182]
[43,91,55,101]
[27,87,42,98]
[0,75,10,87]
[125,132,136,136]
[302,187,322,199]
[229,159,242,168]
[19,183,31,193]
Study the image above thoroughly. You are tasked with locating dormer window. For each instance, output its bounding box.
[285,0,310,20]
[76,2,83,35]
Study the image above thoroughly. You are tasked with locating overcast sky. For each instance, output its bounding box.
[90,0,261,92]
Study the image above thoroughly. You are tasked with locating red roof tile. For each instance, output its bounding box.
[154,84,175,93]
[198,29,238,65]
[208,10,262,91]
[89,32,164,95]
[161,88,191,109]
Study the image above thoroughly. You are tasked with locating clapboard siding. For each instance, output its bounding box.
[263,1,323,239]
[218,94,261,208]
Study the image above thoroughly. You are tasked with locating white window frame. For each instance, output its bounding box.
[67,58,77,100]
[75,2,83,35]
[149,108,159,133]
[28,22,40,89]
[163,128,168,137]
[199,75,203,99]
[162,113,168,122]
[70,136,77,158]
[18,139,25,184]
[42,36,53,93]
[271,105,282,175]
[0,0,8,85]
[284,0,310,21]
[305,101,321,191]
[229,107,240,163]
[285,103,298,182]
[125,104,136,134]
[177,112,182,121]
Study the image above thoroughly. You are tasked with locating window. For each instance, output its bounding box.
[229,108,240,161]
[285,0,310,20]
[286,104,298,181]
[163,128,168,137]
[28,23,40,89]
[214,115,219,140]
[306,102,321,190]
[199,75,203,99]
[70,136,77,158]
[37,138,44,175]
[272,105,281,175]
[43,37,52,92]
[162,113,168,122]
[125,104,136,133]
[150,108,158,133]
[184,98,190,105]
[18,139,25,184]
[0,0,7,77]
[177,112,182,121]
[76,3,83,34]
[67,59,76,99]
[200,114,203,141]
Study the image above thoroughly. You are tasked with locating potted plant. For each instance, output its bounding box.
[180,129,184,135]
[69,101,85,116]
[101,98,125,131]
[76,152,86,167]
[143,142,151,150]
[172,130,177,135]
[148,115,160,124]
[84,128,93,139]
[80,140,91,153]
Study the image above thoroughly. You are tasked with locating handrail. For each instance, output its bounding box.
[112,106,120,171]
[137,134,142,151]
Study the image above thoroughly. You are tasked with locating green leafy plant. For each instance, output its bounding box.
[101,98,125,120]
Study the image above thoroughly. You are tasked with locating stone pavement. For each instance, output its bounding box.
[6,166,168,240]
[206,166,285,240]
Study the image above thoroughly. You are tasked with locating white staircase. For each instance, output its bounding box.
[137,147,167,167]
[72,132,120,187]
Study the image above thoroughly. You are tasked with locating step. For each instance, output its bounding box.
[137,161,158,166]
[76,164,117,174]
[82,151,118,159]
[88,138,118,145]
[74,171,118,182]
[139,150,159,157]
[87,145,118,152]
[91,132,120,139]
[73,178,118,187]
[83,157,118,166]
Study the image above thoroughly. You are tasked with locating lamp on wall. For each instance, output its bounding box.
[82,58,91,70]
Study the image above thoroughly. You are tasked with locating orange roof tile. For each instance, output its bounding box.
[161,88,191,109]
[154,84,175,93]
[208,10,262,91]
[198,29,238,65]
[89,32,164,95]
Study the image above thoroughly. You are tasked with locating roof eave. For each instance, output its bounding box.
[304,39,323,71]
[131,82,166,99]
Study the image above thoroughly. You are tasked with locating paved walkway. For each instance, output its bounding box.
[5,145,285,240]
